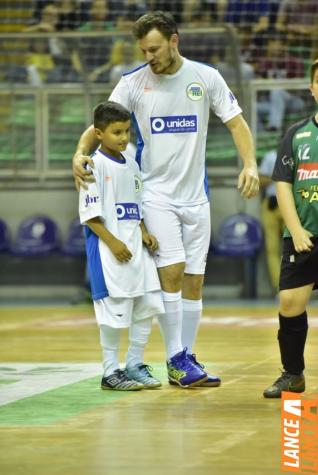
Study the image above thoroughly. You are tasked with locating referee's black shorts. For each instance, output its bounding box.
[279,237,318,291]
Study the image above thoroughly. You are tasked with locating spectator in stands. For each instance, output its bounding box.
[89,40,143,83]
[116,1,148,29]
[256,31,305,132]
[268,0,280,26]
[32,0,56,22]
[223,0,270,66]
[26,3,60,33]
[77,0,114,31]
[259,149,284,292]
[181,0,218,26]
[25,3,80,83]
[109,41,142,83]
[275,0,318,57]
[178,1,220,64]
[75,0,116,78]
[25,4,64,58]
[224,0,270,33]
[147,1,183,24]
[33,0,82,31]
[211,46,255,85]
[56,0,81,30]
[25,38,55,85]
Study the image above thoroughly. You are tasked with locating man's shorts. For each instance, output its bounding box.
[142,201,211,274]
[279,237,318,290]
[93,290,164,328]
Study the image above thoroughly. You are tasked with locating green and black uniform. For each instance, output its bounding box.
[272,115,318,290]
[266,115,318,379]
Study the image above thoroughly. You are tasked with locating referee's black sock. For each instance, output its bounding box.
[278,311,308,375]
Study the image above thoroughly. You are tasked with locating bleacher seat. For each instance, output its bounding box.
[11,214,60,256]
[211,213,263,298]
[0,219,10,252]
[62,218,86,257]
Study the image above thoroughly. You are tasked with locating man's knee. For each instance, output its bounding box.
[182,273,204,299]
[158,263,185,292]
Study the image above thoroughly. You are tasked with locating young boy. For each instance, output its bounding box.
[79,101,164,390]
[263,59,318,398]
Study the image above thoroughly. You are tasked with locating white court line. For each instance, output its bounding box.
[0,363,101,407]
[14,316,318,329]
[201,316,318,327]
[221,356,276,386]
[201,431,257,455]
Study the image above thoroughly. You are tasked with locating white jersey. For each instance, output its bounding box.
[109,57,242,205]
[79,148,161,300]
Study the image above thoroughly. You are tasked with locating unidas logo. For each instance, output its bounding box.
[150,115,197,134]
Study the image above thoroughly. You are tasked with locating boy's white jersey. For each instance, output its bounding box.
[79,149,161,300]
[109,58,242,205]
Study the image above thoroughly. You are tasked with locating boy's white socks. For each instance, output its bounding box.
[99,324,120,377]
[126,316,153,368]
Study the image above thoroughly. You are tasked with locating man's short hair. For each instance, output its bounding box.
[310,59,318,83]
[132,11,178,40]
[93,101,130,130]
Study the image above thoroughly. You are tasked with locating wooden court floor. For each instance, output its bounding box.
[0,301,317,475]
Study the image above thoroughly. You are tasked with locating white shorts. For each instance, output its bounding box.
[142,201,211,274]
[93,290,164,328]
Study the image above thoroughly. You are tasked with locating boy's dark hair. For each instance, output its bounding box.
[132,11,178,40]
[93,101,130,130]
[310,59,318,83]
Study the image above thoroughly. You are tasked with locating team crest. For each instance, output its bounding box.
[186,82,204,101]
[134,175,142,193]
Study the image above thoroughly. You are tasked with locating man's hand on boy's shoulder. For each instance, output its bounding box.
[72,152,95,192]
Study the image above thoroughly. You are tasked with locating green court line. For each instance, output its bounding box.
[0,379,19,385]
[0,376,134,426]
[0,364,166,427]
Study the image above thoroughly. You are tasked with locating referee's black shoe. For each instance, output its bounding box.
[263,371,305,398]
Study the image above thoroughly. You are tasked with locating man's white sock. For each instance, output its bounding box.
[182,298,202,354]
[157,291,183,359]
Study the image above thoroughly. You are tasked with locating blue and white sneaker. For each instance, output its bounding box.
[126,363,162,389]
[167,348,208,388]
[188,353,221,387]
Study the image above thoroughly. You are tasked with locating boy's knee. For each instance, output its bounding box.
[279,290,306,316]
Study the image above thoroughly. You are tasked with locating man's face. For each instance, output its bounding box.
[310,68,318,104]
[95,120,130,156]
[138,28,179,74]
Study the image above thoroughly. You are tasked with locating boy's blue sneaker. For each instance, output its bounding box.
[167,348,208,388]
[125,363,162,389]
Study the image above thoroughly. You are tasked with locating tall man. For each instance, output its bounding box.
[72,11,259,388]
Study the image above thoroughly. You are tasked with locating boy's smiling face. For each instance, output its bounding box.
[95,120,131,158]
